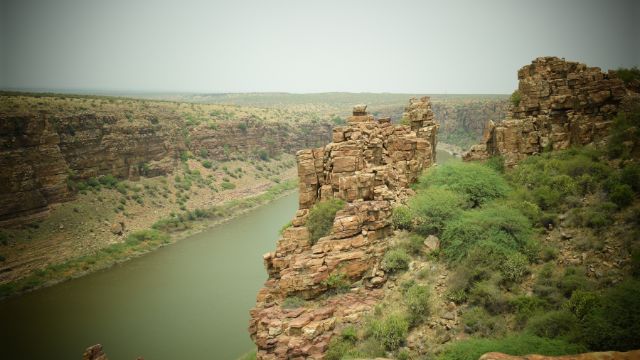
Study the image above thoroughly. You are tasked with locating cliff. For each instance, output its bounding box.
[431,98,510,148]
[249,98,438,359]
[0,95,332,226]
[463,57,630,166]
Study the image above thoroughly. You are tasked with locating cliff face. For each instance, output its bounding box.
[0,100,332,226]
[189,118,332,161]
[464,57,629,166]
[249,98,438,359]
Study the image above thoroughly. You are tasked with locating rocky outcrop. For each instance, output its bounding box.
[249,98,438,359]
[479,350,640,360]
[0,103,332,226]
[464,57,630,166]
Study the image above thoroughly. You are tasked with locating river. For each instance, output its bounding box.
[0,192,299,360]
[1,149,456,360]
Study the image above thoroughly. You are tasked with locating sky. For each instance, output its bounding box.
[1,0,638,94]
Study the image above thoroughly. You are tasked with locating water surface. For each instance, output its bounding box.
[0,192,298,360]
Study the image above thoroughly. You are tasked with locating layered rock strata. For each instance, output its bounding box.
[464,57,629,166]
[0,110,331,226]
[249,98,438,359]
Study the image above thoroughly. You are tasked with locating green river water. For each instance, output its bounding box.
[0,150,457,360]
[0,193,299,360]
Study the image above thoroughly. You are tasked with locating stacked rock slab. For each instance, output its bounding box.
[249,98,438,359]
[463,57,628,166]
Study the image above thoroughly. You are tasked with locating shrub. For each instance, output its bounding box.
[526,310,579,339]
[367,313,409,351]
[202,160,212,169]
[486,155,505,173]
[440,204,532,263]
[408,187,465,235]
[281,296,305,309]
[98,174,118,188]
[306,198,345,245]
[391,206,413,230]
[462,306,505,337]
[511,296,547,327]
[607,106,640,159]
[620,163,640,192]
[405,283,431,327]
[401,234,425,256]
[278,220,292,235]
[510,89,522,107]
[468,279,512,314]
[615,66,640,84]
[609,184,634,208]
[500,252,529,284]
[257,149,269,161]
[577,280,640,351]
[323,272,350,293]
[417,162,509,207]
[382,248,410,274]
[439,334,586,360]
[221,181,236,190]
[125,229,169,245]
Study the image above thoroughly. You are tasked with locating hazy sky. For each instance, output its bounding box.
[1,0,638,94]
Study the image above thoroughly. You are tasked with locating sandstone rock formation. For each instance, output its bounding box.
[479,350,640,360]
[464,57,630,166]
[0,103,332,226]
[249,98,438,359]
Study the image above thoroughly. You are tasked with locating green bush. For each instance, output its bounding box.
[615,66,640,84]
[306,198,345,245]
[439,334,586,360]
[202,160,212,169]
[408,187,465,235]
[404,283,431,327]
[366,313,409,351]
[511,296,547,327]
[281,296,305,309]
[323,272,350,293]
[440,204,532,263]
[418,162,509,207]
[526,310,579,339]
[125,229,169,245]
[577,280,640,351]
[500,252,529,284]
[468,279,512,315]
[486,156,506,173]
[620,163,640,192]
[462,306,506,337]
[382,248,410,274]
[98,174,118,188]
[401,234,426,256]
[607,106,640,159]
[609,184,634,208]
[391,206,413,230]
[221,181,236,190]
[510,89,522,107]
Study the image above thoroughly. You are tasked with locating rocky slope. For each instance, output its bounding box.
[463,57,632,166]
[0,94,332,226]
[249,98,438,359]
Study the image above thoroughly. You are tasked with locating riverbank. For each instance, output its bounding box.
[0,179,297,300]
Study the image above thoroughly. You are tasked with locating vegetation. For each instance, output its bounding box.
[0,179,298,299]
[510,90,522,107]
[306,198,346,245]
[615,66,640,85]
